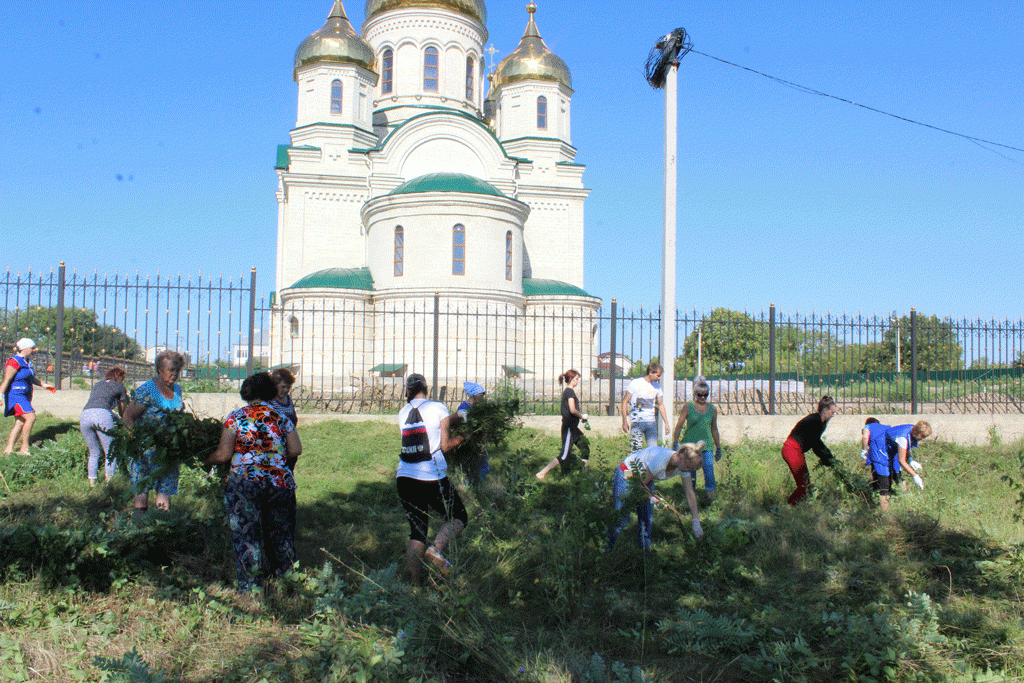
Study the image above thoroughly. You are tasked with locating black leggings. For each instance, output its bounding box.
[396,476,468,544]
[558,428,590,473]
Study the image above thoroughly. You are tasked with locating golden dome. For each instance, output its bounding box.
[364,0,486,25]
[492,3,571,90]
[294,0,377,77]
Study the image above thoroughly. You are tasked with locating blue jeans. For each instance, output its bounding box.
[687,449,717,492]
[607,467,655,550]
[629,421,658,453]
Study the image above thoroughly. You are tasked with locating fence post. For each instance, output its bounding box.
[910,307,917,414]
[768,303,776,415]
[246,267,257,376]
[431,293,440,401]
[55,262,66,388]
[608,298,617,416]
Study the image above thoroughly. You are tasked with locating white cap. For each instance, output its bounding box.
[15,338,36,351]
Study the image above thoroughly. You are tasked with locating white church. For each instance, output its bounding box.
[271,0,601,394]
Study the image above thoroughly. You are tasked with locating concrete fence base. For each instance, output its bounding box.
[29,391,1024,447]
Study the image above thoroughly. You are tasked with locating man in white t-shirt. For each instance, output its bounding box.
[620,363,671,453]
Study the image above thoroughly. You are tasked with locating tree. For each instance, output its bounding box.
[748,327,846,375]
[1,306,143,360]
[680,308,762,375]
[883,313,965,371]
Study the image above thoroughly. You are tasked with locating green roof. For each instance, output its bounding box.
[276,144,290,170]
[274,144,321,170]
[522,278,593,298]
[390,172,506,198]
[289,267,374,290]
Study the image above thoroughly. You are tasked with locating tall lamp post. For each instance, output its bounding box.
[645,29,691,435]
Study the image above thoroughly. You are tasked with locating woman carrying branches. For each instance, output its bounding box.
[207,372,302,594]
[123,350,186,516]
[396,373,467,585]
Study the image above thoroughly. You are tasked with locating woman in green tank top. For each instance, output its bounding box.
[671,377,722,502]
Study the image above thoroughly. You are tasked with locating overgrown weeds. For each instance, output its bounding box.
[1,419,1023,681]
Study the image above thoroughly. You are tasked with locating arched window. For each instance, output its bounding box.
[452,224,465,275]
[424,46,439,92]
[466,56,475,100]
[330,79,343,114]
[394,226,404,276]
[537,96,548,129]
[505,231,513,280]
[289,316,299,339]
[382,49,394,94]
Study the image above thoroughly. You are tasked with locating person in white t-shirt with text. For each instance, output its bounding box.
[620,362,671,453]
[396,373,467,586]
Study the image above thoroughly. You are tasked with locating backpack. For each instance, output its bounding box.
[400,404,432,463]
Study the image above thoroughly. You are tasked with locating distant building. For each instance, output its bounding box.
[233,330,270,367]
[144,346,168,364]
[271,0,600,390]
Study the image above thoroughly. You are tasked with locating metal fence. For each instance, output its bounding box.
[2,263,1022,415]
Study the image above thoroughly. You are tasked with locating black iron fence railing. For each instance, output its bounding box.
[2,264,1021,415]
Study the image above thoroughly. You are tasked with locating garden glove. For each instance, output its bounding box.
[860,449,868,461]
[691,519,703,539]
[912,474,925,490]
[715,446,722,462]
[909,458,923,472]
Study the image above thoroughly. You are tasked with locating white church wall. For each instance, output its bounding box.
[523,296,600,380]
[294,64,378,131]
[363,7,485,115]
[373,292,525,389]
[517,194,585,287]
[495,81,571,144]
[399,137,488,181]
[366,113,519,190]
[363,192,527,295]
[277,185,368,288]
[271,290,374,395]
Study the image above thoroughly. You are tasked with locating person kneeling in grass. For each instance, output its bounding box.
[607,442,706,550]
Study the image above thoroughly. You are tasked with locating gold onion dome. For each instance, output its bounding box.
[365,0,486,25]
[295,0,377,77]
[492,3,571,90]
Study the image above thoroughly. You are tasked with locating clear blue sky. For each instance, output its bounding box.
[2,0,1021,320]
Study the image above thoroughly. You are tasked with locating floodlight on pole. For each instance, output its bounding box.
[645,28,691,437]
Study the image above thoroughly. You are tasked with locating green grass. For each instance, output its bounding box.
[1,417,1023,681]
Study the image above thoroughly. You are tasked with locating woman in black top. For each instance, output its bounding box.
[781,396,837,505]
[536,369,590,479]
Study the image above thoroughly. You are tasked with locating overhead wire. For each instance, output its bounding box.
[689,49,1024,159]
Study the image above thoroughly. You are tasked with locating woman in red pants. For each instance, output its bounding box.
[781,396,837,505]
